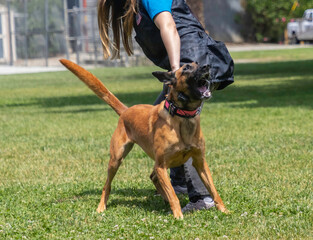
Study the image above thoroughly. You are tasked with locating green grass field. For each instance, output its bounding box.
[230,47,313,62]
[1,48,312,239]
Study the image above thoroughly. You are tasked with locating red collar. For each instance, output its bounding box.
[164,99,202,118]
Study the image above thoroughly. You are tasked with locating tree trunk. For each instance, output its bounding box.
[186,0,205,28]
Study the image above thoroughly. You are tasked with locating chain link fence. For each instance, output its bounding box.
[0,0,147,67]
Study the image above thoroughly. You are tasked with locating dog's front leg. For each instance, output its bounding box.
[154,165,183,219]
[192,153,228,213]
[150,170,169,202]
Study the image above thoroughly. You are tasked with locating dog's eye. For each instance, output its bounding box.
[183,64,192,71]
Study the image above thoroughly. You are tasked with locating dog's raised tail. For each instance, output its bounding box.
[60,59,128,116]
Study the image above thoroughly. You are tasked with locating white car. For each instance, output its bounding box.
[287,9,313,43]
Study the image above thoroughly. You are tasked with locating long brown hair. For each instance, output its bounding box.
[97,0,137,59]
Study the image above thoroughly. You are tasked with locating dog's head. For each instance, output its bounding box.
[152,62,211,110]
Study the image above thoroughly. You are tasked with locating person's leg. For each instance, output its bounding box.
[183,158,210,199]
[182,158,215,212]
[170,165,187,194]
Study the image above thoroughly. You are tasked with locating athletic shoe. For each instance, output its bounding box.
[182,197,215,212]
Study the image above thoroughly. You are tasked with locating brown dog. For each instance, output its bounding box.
[60,59,228,219]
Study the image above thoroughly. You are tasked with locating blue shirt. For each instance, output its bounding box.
[141,0,173,20]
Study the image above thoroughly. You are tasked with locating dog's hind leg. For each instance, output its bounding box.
[97,122,134,213]
[191,153,228,213]
[154,165,183,219]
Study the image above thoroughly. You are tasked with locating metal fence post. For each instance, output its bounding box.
[24,0,28,66]
[91,8,98,66]
[44,0,49,66]
[6,0,13,66]
[63,0,69,59]
[76,0,82,65]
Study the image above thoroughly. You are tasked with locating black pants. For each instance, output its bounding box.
[154,86,210,200]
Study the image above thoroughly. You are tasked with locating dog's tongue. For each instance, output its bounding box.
[198,86,212,98]
[198,85,207,93]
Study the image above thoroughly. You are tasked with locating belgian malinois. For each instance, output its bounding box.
[60,59,228,219]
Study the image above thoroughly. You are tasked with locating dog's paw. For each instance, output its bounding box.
[221,208,231,214]
[96,204,106,213]
[173,214,184,220]
[172,210,184,220]
[216,204,230,214]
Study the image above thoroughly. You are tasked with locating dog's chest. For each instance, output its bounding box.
[179,119,197,145]
[164,144,198,168]
[165,120,199,162]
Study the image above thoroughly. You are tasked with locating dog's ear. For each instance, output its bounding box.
[152,71,175,85]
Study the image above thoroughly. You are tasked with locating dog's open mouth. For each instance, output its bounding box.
[197,79,211,99]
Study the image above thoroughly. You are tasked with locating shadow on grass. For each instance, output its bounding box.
[234,59,313,77]
[36,91,161,108]
[211,59,313,109]
[212,78,313,109]
[2,60,313,110]
[2,91,161,112]
[74,188,188,215]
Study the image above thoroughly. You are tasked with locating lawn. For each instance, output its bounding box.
[0,48,312,239]
[230,46,313,62]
